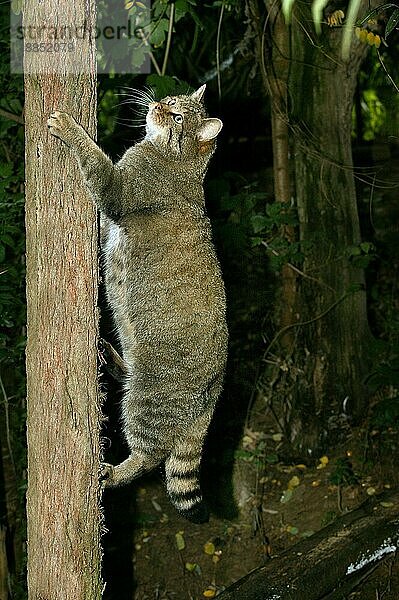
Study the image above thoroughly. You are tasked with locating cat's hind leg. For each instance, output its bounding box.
[102,401,170,487]
[101,442,165,488]
[165,409,213,524]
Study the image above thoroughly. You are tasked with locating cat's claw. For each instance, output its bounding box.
[100,463,115,487]
[47,110,77,144]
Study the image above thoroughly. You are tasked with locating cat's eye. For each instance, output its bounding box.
[173,114,183,124]
[168,99,176,106]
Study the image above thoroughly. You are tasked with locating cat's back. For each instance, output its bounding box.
[110,139,222,297]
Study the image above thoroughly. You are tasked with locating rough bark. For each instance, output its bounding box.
[285,5,374,453]
[249,1,376,455]
[0,525,8,600]
[218,491,399,600]
[247,0,297,350]
[24,1,102,598]
[265,0,297,351]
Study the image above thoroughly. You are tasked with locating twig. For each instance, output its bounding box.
[162,2,175,76]
[216,2,225,99]
[0,107,24,125]
[377,49,399,93]
[0,374,17,480]
[337,485,344,513]
[1,141,12,164]
[262,290,352,360]
[369,172,377,233]
[261,241,335,291]
[137,28,162,76]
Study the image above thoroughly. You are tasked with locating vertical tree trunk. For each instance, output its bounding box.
[249,1,375,455]
[286,6,373,453]
[0,525,8,600]
[247,0,297,349]
[24,1,102,597]
[265,1,297,350]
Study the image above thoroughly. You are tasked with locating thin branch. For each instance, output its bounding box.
[162,2,175,76]
[262,290,352,360]
[261,241,335,291]
[137,28,162,76]
[216,2,225,99]
[149,53,162,77]
[0,374,17,480]
[0,107,24,125]
[377,49,399,94]
[369,172,377,233]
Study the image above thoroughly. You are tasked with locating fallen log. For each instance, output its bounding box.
[218,490,399,600]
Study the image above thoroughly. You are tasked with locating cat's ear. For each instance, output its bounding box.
[197,118,223,142]
[191,84,206,103]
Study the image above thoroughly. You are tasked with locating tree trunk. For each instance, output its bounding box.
[0,525,8,600]
[285,6,373,454]
[218,491,399,600]
[252,1,375,455]
[247,0,297,350]
[24,1,102,598]
[265,0,297,352]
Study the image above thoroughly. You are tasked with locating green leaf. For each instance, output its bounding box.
[125,42,148,70]
[360,241,374,253]
[357,3,398,26]
[348,245,361,256]
[266,453,279,464]
[0,162,13,178]
[185,562,199,572]
[234,449,254,461]
[146,74,178,98]
[149,18,170,47]
[251,237,264,247]
[153,1,167,19]
[251,214,269,234]
[0,234,16,247]
[385,8,399,37]
[175,0,189,21]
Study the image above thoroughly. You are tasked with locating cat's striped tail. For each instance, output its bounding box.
[165,412,212,523]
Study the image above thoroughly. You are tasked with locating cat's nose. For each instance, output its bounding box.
[150,102,163,112]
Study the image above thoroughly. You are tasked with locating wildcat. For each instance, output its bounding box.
[47,84,228,523]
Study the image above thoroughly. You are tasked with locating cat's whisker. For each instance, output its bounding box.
[114,99,149,109]
[115,118,146,129]
[118,98,152,109]
[117,87,156,106]
[116,96,151,105]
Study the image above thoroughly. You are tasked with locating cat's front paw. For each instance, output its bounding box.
[47,110,79,145]
[100,462,115,488]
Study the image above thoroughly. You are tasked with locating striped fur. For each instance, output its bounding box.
[48,85,227,522]
[165,410,213,522]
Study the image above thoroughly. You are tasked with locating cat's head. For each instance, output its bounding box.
[145,84,223,160]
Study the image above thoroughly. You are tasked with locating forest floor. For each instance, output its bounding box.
[103,410,398,600]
